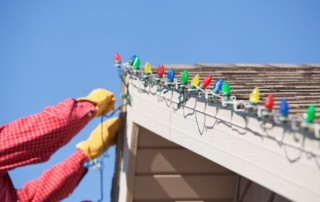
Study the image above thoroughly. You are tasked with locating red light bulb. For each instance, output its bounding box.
[157,65,164,77]
[114,53,121,63]
[201,75,212,88]
[264,94,274,110]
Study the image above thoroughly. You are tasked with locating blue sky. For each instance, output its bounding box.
[0,0,319,201]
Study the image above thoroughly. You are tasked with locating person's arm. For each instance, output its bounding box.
[16,117,123,202]
[17,150,89,202]
[0,98,95,176]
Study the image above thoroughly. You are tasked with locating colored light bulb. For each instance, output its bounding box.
[222,81,231,95]
[249,87,260,104]
[131,55,137,62]
[213,78,224,93]
[114,53,121,63]
[157,65,164,77]
[144,62,152,74]
[264,94,274,111]
[167,68,175,82]
[279,99,289,116]
[180,70,189,85]
[133,56,140,70]
[129,55,137,65]
[201,75,212,89]
[305,105,316,123]
[190,74,200,87]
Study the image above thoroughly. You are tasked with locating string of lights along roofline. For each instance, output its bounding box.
[114,53,320,139]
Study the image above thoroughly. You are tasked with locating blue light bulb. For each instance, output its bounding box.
[213,78,224,93]
[131,55,137,61]
[167,68,175,82]
[279,99,289,116]
[129,55,137,65]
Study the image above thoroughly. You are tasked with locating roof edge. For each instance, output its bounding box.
[159,64,320,70]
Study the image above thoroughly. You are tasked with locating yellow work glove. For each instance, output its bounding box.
[78,88,116,117]
[77,117,123,160]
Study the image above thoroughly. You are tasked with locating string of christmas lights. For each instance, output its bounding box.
[114,53,319,139]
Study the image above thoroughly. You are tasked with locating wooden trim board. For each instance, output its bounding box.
[117,109,140,202]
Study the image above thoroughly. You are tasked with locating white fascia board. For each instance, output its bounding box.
[127,79,320,202]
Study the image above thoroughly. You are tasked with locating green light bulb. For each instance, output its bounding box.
[305,105,316,123]
[222,81,231,95]
[180,70,189,85]
[133,56,140,70]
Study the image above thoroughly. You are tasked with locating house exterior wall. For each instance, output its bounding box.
[133,126,236,201]
[132,126,291,202]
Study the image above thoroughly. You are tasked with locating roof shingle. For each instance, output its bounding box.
[161,64,320,123]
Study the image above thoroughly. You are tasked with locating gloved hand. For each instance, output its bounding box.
[77,88,116,117]
[77,118,123,160]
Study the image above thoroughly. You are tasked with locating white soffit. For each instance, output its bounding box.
[126,78,320,202]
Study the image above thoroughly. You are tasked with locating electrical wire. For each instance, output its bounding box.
[118,62,320,140]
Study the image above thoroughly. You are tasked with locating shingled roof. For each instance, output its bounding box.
[162,64,320,123]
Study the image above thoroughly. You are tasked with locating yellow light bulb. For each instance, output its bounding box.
[144,62,152,74]
[190,74,200,87]
[249,87,260,104]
